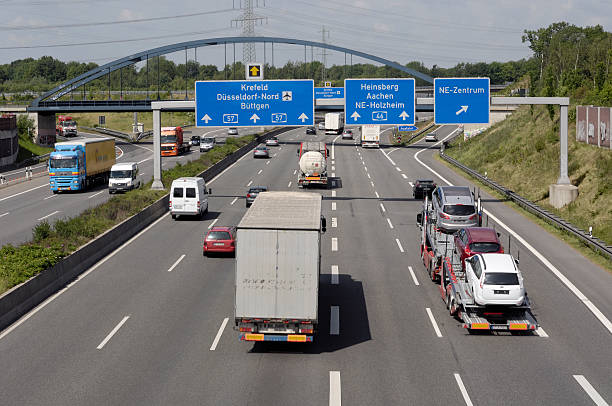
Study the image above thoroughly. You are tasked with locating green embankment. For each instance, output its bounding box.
[68,111,195,134]
[445,104,612,249]
[0,135,255,293]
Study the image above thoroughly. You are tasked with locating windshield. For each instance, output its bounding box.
[201,138,214,143]
[49,157,77,169]
[470,242,501,253]
[443,204,475,216]
[206,231,231,241]
[161,135,177,143]
[111,170,132,178]
[484,272,519,285]
[62,121,76,126]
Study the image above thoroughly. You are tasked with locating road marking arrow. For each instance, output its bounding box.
[456,105,469,115]
[250,114,260,123]
[201,114,211,124]
[399,111,410,121]
[350,111,361,121]
[298,113,309,123]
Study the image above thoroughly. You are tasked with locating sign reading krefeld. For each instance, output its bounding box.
[344,78,415,125]
[434,77,490,124]
[246,63,263,80]
[195,79,314,127]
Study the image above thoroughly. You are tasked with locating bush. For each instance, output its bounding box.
[32,221,51,242]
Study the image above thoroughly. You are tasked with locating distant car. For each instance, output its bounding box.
[318,122,325,130]
[228,127,238,136]
[190,135,200,146]
[424,132,438,142]
[266,137,279,146]
[246,185,268,207]
[465,253,525,306]
[203,226,236,256]
[432,186,478,232]
[341,129,353,139]
[306,126,316,135]
[253,145,270,158]
[454,227,504,268]
[200,137,215,152]
[413,179,437,200]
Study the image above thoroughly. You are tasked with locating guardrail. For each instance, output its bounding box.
[440,150,612,260]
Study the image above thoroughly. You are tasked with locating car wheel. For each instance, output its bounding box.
[203,251,207,257]
[172,214,176,220]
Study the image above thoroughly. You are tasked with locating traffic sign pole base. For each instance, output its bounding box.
[151,179,165,190]
[549,183,578,208]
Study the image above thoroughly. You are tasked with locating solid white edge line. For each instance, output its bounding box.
[0,183,48,203]
[454,373,474,406]
[380,203,386,212]
[0,213,170,341]
[331,238,338,251]
[387,218,394,229]
[88,190,105,199]
[209,317,229,351]
[535,327,549,338]
[329,371,341,406]
[415,126,612,335]
[208,218,219,229]
[573,375,609,406]
[167,254,186,272]
[330,306,339,335]
[331,265,339,285]
[230,197,238,205]
[395,238,404,253]
[426,307,443,337]
[408,266,420,286]
[97,315,130,350]
[380,149,396,166]
[37,210,60,221]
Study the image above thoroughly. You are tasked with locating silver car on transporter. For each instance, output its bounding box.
[431,186,479,232]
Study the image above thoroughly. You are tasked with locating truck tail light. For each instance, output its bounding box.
[239,327,252,332]
[197,201,200,207]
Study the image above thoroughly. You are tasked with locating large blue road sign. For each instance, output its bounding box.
[195,79,314,127]
[344,78,415,125]
[315,87,344,99]
[434,78,490,124]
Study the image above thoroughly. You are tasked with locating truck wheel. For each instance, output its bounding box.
[171,214,176,220]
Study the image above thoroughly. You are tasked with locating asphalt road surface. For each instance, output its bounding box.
[0,125,610,405]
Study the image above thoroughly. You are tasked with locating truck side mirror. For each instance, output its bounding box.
[297,148,300,156]
[321,216,327,233]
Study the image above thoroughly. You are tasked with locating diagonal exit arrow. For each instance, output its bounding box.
[456,105,469,115]
[201,114,211,124]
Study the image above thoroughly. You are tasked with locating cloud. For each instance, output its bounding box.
[118,9,144,21]
[373,22,391,33]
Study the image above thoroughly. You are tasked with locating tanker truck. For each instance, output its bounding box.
[297,141,328,188]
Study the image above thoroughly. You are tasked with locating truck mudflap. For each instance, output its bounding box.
[239,333,313,342]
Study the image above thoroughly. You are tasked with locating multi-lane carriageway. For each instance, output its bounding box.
[0,125,611,405]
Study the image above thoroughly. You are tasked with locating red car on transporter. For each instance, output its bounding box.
[454,227,504,267]
[203,226,236,256]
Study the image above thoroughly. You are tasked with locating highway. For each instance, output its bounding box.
[0,126,261,246]
[0,125,610,405]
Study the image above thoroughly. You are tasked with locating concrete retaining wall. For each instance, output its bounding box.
[0,127,288,331]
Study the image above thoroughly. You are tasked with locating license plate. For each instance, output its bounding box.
[494,290,509,294]
[174,204,182,209]
[490,325,507,330]
[213,243,224,246]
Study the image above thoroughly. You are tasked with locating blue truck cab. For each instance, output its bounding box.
[48,138,115,193]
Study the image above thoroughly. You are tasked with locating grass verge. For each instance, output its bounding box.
[66,111,195,134]
[0,134,255,294]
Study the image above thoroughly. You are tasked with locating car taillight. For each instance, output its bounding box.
[169,200,172,208]
[230,241,235,247]
[197,201,200,207]
[247,193,251,198]
[440,212,450,219]
[468,214,477,220]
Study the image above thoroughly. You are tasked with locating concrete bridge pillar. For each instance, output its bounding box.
[33,112,56,146]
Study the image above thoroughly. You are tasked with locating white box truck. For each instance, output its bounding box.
[361,124,380,148]
[235,192,326,343]
[325,112,344,135]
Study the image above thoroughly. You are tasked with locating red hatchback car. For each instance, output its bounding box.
[203,226,236,256]
[454,227,504,267]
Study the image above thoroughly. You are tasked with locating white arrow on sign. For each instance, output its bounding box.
[456,105,469,115]
[201,114,211,123]
[298,113,309,123]
[399,111,410,121]
[250,113,260,123]
[350,111,361,121]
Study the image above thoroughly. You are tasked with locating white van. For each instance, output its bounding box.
[169,177,210,219]
[108,162,140,193]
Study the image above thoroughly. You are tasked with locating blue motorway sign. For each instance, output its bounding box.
[434,78,490,124]
[195,79,314,127]
[315,87,344,99]
[344,78,415,125]
[398,125,418,131]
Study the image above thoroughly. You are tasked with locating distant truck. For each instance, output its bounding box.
[235,191,326,343]
[325,112,344,135]
[48,138,115,193]
[56,115,78,137]
[161,126,190,156]
[297,141,328,188]
[361,124,380,148]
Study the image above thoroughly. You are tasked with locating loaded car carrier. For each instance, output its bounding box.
[418,197,538,332]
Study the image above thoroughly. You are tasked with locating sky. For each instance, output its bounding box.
[1,0,610,69]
